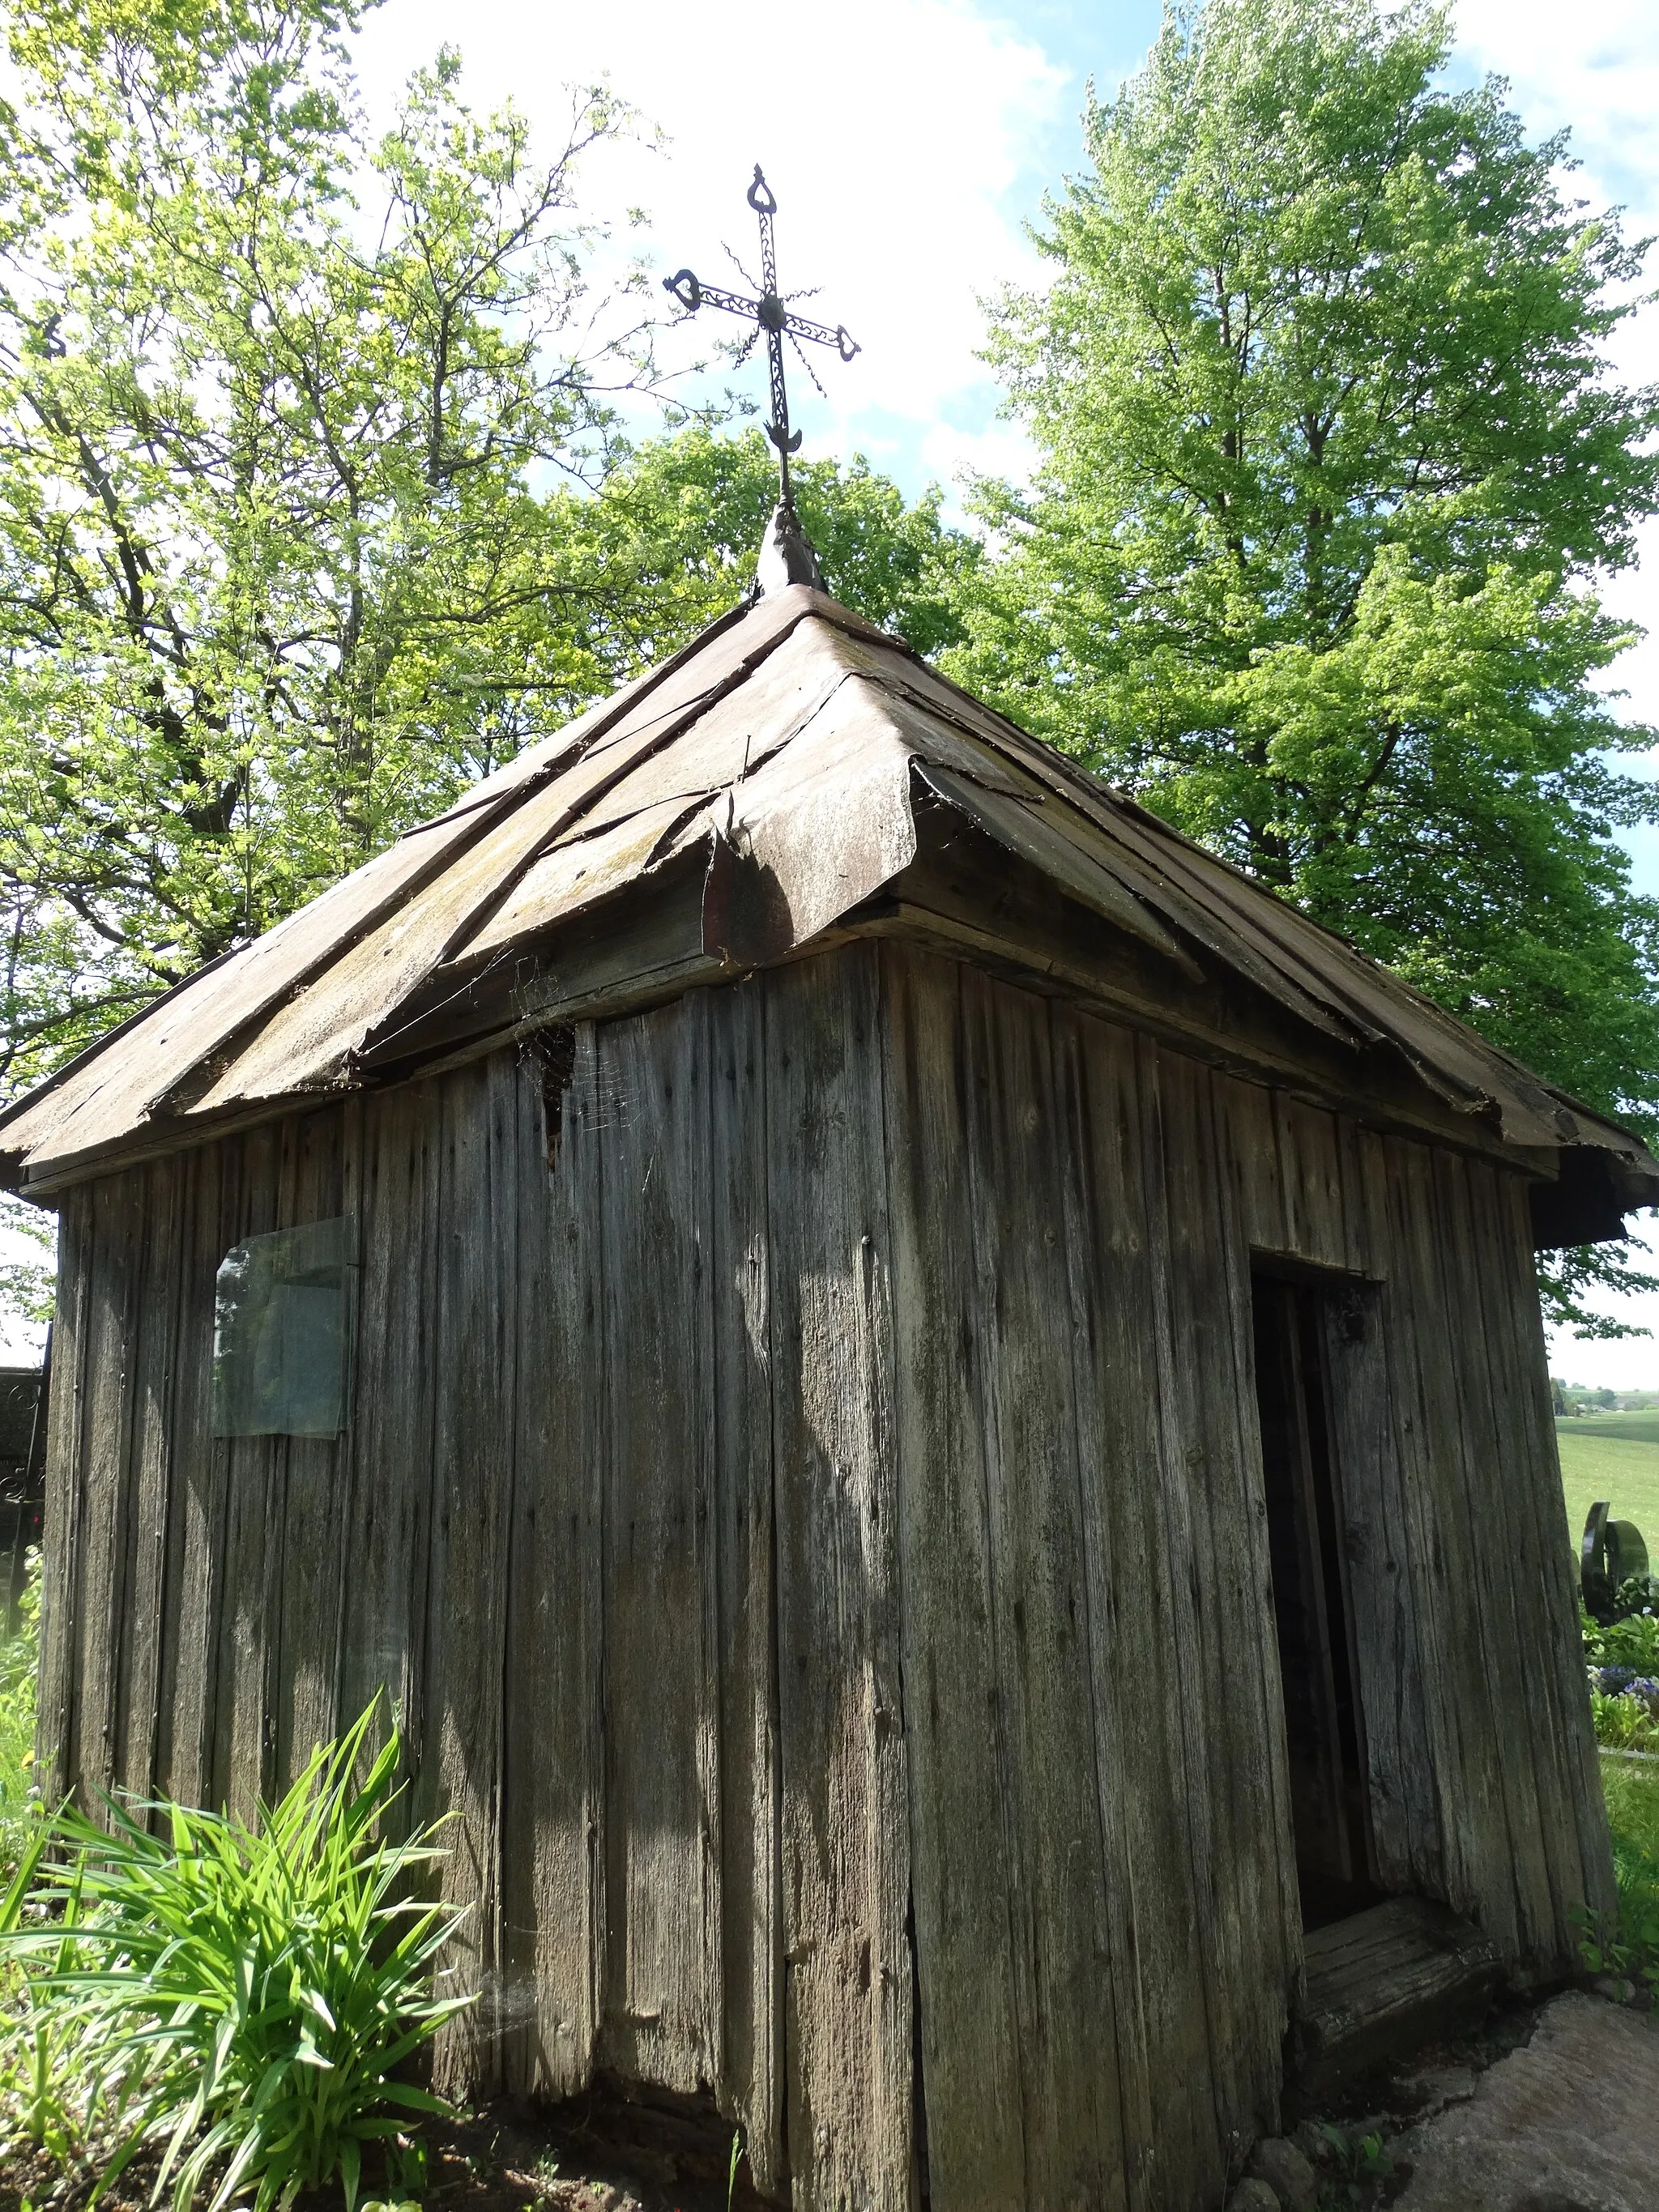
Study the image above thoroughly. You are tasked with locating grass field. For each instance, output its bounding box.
[1555,1413,1659,1561]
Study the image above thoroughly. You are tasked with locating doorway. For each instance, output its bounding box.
[1251,1267,1381,1930]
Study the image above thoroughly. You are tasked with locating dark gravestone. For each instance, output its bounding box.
[1581,1499,1651,1620]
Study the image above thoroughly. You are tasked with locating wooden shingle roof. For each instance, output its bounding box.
[3,580,1654,1238]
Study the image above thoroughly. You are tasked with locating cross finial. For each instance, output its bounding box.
[663,165,860,510]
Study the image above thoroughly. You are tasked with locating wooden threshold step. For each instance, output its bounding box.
[1290,1895,1503,2096]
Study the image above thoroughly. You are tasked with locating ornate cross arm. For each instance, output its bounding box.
[663,165,859,501]
[662,271,860,364]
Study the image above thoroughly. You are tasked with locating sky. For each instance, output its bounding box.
[6,0,1659,1375]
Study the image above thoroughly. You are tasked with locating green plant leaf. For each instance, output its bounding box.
[0,1695,471,2212]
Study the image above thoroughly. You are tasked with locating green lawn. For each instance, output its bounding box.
[1555,1414,1659,1561]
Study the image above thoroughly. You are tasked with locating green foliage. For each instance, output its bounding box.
[0,1818,83,2170]
[1579,1757,1659,1999]
[1539,1242,1659,1342]
[1313,2120,1392,2201]
[0,0,660,1091]
[382,2130,430,2202]
[1589,1690,1659,1756]
[0,1703,469,2212]
[953,0,1659,1328]
[1583,1608,1659,1675]
[1556,1381,1625,1413]
[557,426,980,666]
[0,0,967,1136]
[1580,1606,1659,1752]
[0,1196,53,1330]
[0,1550,41,1873]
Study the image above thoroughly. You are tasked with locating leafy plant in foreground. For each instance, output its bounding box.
[1580,1605,1659,1751]
[0,1818,83,2167]
[1583,1608,1659,1674]
[1313,2119,1392,2203]
[1598,1756,1659,2000]
[0,1703,469,2212]
[1589,1686,1659,1756]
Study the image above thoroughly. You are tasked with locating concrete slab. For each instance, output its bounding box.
[1392,1992,1659,2212]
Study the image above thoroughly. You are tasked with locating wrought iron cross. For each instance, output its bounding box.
[663,166,860,503]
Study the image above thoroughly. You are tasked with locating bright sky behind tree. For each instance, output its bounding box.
[350,2,1657,552]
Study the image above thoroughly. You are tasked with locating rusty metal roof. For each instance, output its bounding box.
[3,582,1654,1235]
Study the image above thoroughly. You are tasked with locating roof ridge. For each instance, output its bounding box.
[409,597,864,990]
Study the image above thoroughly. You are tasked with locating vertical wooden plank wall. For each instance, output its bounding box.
[157,1135,234,1809]
[596,995,723,2098]
[499,1034,604,2104]
[33,950,912,2208]
[709,983,785,2197]
[878,945,1605,2210]
[37,1180,90,1809]
[336,1077,441,1802]
[883,951,1033,2210]
[424,1056,521,2092]
[766,949,915,2212]
[883,957,1289,2212]
[35,936,1608,2212]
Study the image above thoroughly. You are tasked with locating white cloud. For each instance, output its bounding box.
[1452,2,1659,733]
[352,0,1067,504]
[1453,2,1659,218]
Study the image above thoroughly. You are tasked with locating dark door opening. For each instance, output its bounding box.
[1251,1268,1381,1931]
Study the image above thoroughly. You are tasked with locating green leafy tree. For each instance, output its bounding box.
[952,0,1659,1332]
[558,424,980,667]
[0,0,664,1093]
[0,0,970,1328]
[0,2,970,1118]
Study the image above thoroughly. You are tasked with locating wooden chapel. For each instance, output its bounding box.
[1,506,1652,2212]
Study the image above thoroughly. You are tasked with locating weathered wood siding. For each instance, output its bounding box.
[38,939,1608,2212]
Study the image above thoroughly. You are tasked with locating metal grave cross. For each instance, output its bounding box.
[663,166,860,501]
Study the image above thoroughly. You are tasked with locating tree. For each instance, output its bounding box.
[557,425,979,667]
[0,0,975,1342]
[0,0,674,1093]
[0,2,971,1110]
[950,0,1659,1332]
